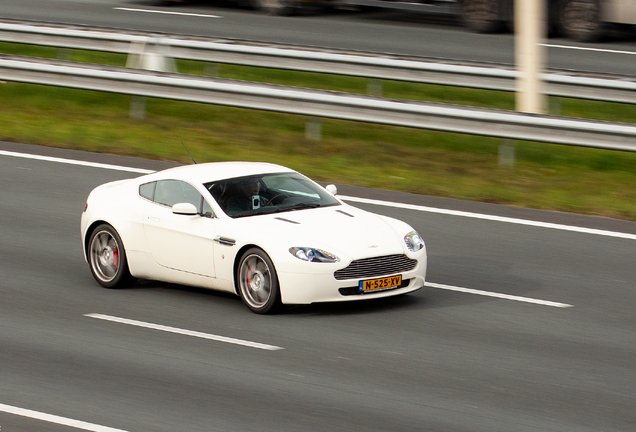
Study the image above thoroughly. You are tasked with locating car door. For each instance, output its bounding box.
[143,179,217,277]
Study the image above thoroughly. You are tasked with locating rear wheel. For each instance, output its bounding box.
[88,224,135,288]
[237,248,282,314]
[460,0,505,33]
[558,0,604,42]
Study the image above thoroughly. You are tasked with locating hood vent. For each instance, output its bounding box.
[274,217,300,225]
[336,209,355,217]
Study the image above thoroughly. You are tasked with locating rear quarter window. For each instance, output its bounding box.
[139,182,156,200]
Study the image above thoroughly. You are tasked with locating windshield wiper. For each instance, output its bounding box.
[256,202,322,215]
[285,203,322,211]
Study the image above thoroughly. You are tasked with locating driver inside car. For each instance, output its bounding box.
[226,178,267,213]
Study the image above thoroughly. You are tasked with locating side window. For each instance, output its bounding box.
[155,180,202,209]
[139,182,156,200]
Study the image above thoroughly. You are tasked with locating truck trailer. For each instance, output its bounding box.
[162,0,636,42]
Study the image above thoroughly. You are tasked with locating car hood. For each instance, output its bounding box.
[230,205,409,260]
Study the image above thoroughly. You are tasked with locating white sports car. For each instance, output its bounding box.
[81,162,427,313]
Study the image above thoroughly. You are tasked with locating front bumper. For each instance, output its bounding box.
[277,256,427,304]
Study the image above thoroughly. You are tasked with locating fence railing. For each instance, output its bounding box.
[1,20,635,104]
[1,55,635,152]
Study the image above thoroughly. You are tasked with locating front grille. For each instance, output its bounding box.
[334,254,417,280]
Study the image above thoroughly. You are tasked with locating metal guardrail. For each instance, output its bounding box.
[1,21,635,104]
[1,55,635,152]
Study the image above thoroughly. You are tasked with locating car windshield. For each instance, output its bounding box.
[204,172,340,218]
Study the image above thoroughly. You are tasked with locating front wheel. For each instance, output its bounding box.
[88,224,135,288]
[237,248,282,314]
[558,0,604,42]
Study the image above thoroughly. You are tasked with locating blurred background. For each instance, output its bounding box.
[1,0,635,219]
[1,2,636,432]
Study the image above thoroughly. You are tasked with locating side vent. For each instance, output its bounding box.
[213,236,236,246]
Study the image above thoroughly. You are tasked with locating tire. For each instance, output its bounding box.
[88,224,135,289]
[252,0,296,16]
[460,0,505,34]
[237,248,282,314]
[558,0,604,42]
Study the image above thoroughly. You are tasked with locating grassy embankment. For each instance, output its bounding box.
[1,42,636,220]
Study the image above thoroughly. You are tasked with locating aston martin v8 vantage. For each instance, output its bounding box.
[81,162,427,313]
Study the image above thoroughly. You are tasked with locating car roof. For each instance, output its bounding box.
[139,161,296,184]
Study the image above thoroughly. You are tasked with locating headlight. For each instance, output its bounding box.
[404,230,425,252]
[289,247,340,263]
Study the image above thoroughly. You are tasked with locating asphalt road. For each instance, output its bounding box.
[1,141,635,432]
[1,0,635,75]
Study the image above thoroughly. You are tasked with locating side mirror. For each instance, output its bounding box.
[325,184,337,196]
[172,202,198,216]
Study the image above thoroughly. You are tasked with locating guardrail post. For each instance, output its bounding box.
[499,140,516,168]
[367,79,383,97]
[205,63,219,77]
[306,117,322,141]
[126,37,177,119]
[550,97,562,116]
[57,48,72,61]
[130,97,146,120]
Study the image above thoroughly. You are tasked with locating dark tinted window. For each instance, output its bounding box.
[205,172,339,218]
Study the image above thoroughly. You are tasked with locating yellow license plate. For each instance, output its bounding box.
[359,275,402,293]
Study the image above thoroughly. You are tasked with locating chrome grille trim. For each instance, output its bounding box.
[334,254,417,280]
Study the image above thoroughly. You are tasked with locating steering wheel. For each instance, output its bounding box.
[266,194,288,206]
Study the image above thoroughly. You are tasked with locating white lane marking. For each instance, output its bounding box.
[0,150,154,174]
[114,7,221,18]
[85,313,284,350]
[339,195,636,241]
[425,282,573,308]
[0,403,128,432]
[2,149,635,240]
[542,43,636,55]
